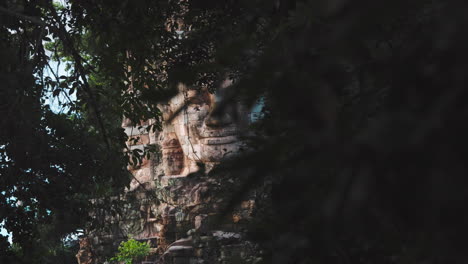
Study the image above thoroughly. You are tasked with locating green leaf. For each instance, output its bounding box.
[59,82,68,88]
[53,89,61,97]
[112,239,150,264]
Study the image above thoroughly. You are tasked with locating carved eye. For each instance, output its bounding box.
[188,97,205,105]
[187,90,211,106]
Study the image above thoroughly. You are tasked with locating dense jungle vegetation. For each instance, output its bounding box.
[2,0,468,263]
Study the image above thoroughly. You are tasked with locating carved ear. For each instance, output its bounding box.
[161,104,174,121]
[162,132,185,176]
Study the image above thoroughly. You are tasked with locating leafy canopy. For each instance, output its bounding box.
[3,0,468,263]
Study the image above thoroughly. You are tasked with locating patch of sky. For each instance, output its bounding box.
[42,0,77,114]
[250,96,265,122]
[0,221,12,244]
[43,48,76,113]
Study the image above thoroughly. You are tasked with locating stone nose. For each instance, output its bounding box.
[204,107,233,127]
[205,91,234,127]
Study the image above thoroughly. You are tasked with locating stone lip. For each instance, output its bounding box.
[162,237,194,258]
[198,126,239,138]
[201,135,238,145]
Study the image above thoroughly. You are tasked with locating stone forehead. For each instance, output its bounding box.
[166,88,212,109]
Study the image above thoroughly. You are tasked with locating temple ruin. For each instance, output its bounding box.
[77,82,265,264]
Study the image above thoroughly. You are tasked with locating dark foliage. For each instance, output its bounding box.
[0,1,130,262]
[2,0,468,263]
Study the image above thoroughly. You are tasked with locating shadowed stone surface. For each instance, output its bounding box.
[77,82,266,264]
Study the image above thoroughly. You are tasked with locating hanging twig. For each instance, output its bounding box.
[47,4,111,149]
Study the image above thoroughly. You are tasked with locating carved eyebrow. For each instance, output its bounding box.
[186,91,211,105]
[166,90,212,123]
[187,97,205,105]
[165,97,207,123]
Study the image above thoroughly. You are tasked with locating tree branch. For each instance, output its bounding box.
[48,4,111,149]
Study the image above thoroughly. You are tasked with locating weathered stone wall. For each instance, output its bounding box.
[80,175,263,263]
[77,83,267,264]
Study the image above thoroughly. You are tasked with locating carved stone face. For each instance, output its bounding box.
[162,81,248,175]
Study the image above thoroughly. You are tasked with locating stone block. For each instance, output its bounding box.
[173,256,191,264]
[124,126,149,136]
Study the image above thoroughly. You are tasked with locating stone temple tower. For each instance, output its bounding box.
[77,82,267,264]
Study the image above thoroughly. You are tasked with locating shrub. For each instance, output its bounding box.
[110,238,150,264]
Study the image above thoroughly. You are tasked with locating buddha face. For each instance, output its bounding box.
[163,81,248,174]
